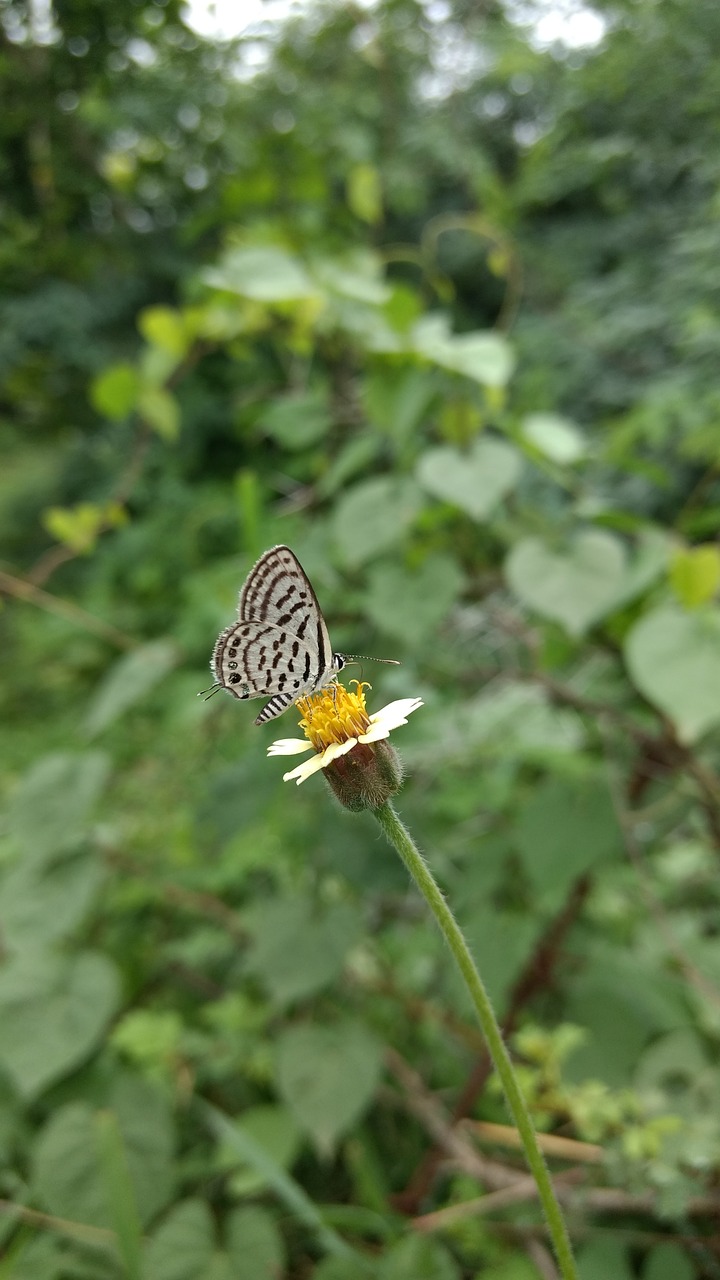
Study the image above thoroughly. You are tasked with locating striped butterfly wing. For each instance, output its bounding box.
[212,546,335,724]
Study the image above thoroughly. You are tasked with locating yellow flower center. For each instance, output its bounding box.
[297,681,372,751]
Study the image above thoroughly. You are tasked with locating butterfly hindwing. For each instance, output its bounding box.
[213,618,320,700]
[211,546,338,722]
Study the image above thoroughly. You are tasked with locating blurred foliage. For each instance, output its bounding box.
[2,0,720,1275]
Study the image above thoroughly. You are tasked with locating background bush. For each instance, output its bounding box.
[2,0,720,1275]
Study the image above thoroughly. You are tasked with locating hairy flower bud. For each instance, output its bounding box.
[323,738,404,811]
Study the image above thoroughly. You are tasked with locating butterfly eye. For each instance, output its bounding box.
[333,654,346,672]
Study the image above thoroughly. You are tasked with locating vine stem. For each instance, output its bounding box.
[373,801,578,1280]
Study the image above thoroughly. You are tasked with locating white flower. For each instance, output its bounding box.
[267,685,423,786]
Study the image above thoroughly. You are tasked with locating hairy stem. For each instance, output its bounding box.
[374,801,577,1280]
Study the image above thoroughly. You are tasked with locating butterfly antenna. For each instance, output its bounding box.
[343,655,400,666]
[197,683,223,701]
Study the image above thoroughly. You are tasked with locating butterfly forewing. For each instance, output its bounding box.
[211,546,336,723]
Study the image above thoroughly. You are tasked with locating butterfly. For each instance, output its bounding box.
[206,545,397,724]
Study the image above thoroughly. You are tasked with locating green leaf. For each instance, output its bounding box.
[0,951,120,1099]
[204,1105,354,1261]
[513,777,622,904]
[244,897,363,1006]
[362,367,435,444]
[566,948,688,1085]
[520,412,586,463]
[364,554,464,642]
[380,1237,460,1280]
[90,363,140,420]
[313,251,390,304]
[225,1206,285,1280]
[140,342,181,387]
[313,1260,374,1280]
[275,1022,382,1156]
[347,164,383,225]
[42,502,105,553]
[4,749,110,864]
[236,468,261,549]
[0,851,106,953]
[624,603,720,742]
[32,1106,115,1226]
[416,437,522,520]
[669,544,720,608]
[95,1109,143,1280]
[84,640,178,737]
[317,435,382,498]
[258,390,333,450]
[224,1105,302,1197]
[578,1241,633,1280]
[608,527,669,609]
[456,684,584,760]
[138,306,189,358]
[411,315,514,387]
[137,386,180,440]
[203,246,317,301]
[143,1200,215,1280]
[32,1078,175,1229]
[111,1010,183,1072]
[332,477,424,568]
[1,1234,64,1280]
[506,530,627,637]
[460,907,541,1005]
[635,1029,709,1094]
[643,1243,694,1280]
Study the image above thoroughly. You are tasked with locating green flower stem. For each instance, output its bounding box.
[374,801,577,1280]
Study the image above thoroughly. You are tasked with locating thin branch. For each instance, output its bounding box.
[412,1184,720,1236]
[27,424,151,588]
[464,1121,604,1166]
[0,1198,116,1249]
[0,568,135,649]
[384,1048,527,1193]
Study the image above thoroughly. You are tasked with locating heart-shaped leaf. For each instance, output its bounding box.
[85,640,178,737]
[143,1199,215,1280]
[203,246,317,301]
[411,315,514,387]
[364,554,464,642]
[669,545,720,609]
[520,412,586,463]
[0,951,120,1099]
[244,897,362,1006]
[332,476,424,567]
[31,1076,174,1228]
[5,751,110,865]
[226,1206,285,1280]
[624,604,720,742]
[506,530,627,636]
[417,437,522,521]
[275,1022,382,1157]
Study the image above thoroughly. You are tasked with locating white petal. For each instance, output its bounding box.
[321,738,358,764]
[282,737,358,785]
[367,697,424,733]
[283,755,327,785]
[267,738,314,757]
[358,725,390,744]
